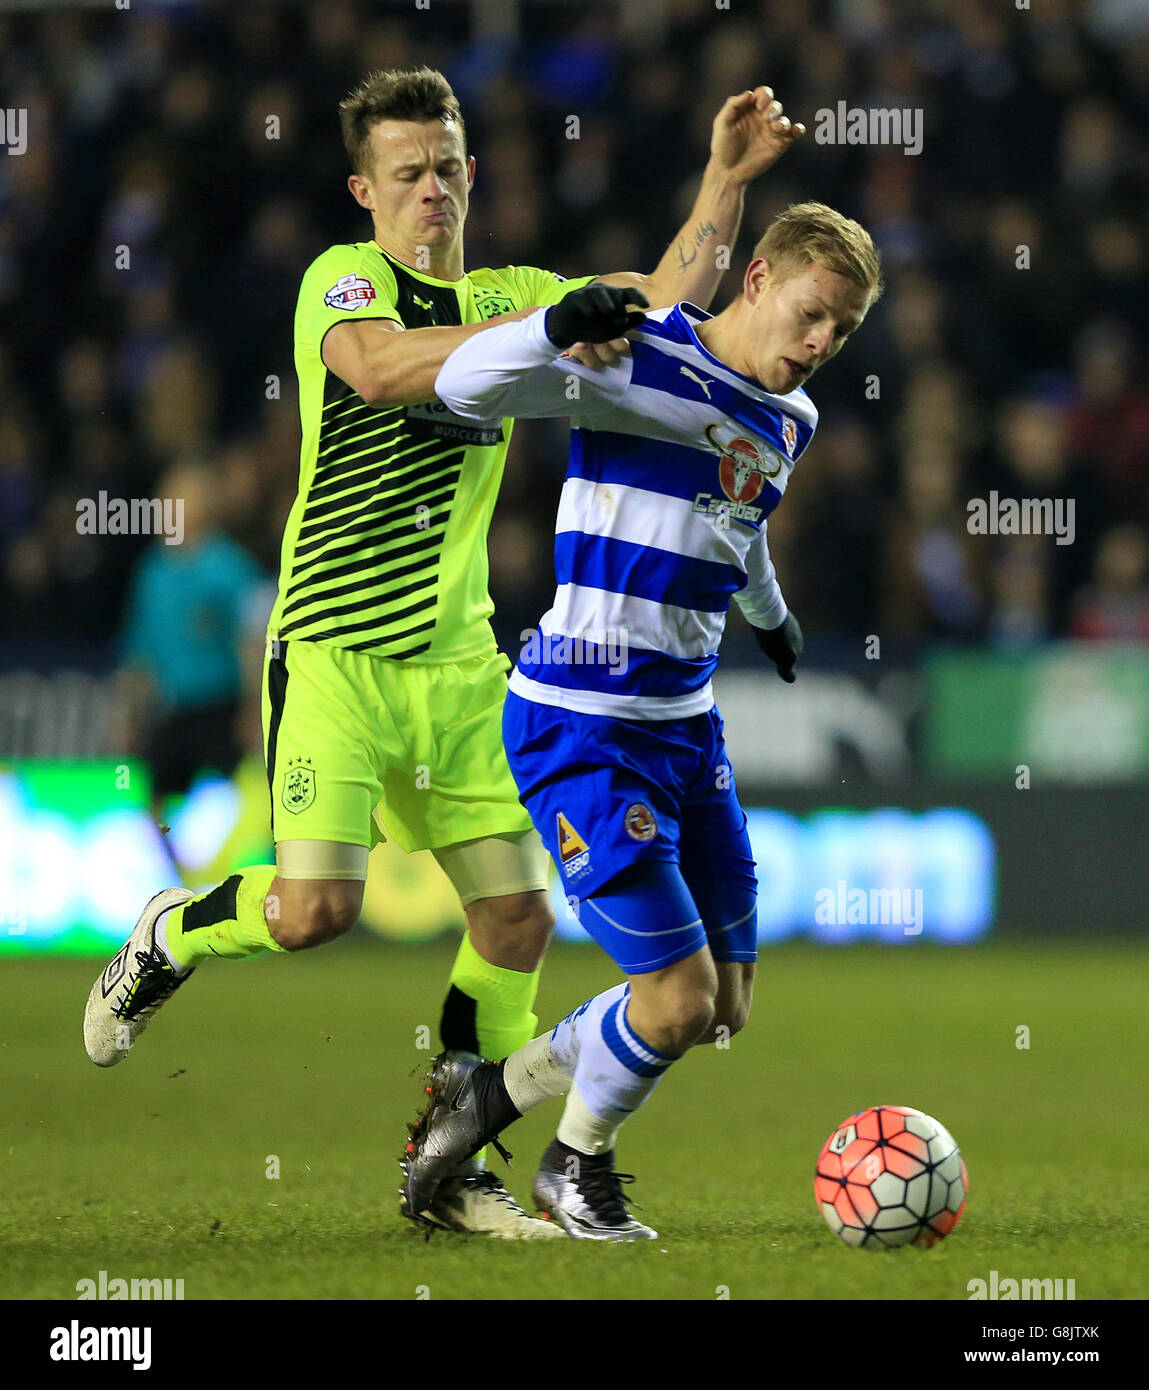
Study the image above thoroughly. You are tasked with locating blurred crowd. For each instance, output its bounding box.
[2,0,1149,717]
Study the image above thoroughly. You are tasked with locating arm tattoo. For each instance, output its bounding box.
[675,220,718,271]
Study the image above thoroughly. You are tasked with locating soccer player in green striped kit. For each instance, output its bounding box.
[84,68,805,1235]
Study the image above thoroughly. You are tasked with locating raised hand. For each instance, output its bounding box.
[711,85,806,184]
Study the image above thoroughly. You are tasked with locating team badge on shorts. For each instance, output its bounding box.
[557,812,590,880]
[282,758,316,814]
[624,803,658,842]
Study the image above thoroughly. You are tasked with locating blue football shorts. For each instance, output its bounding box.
[502,691,759,973]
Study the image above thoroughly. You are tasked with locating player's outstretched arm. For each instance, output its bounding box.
[593,85,805,315]
[435,285,647,422]
[321,308,539,409]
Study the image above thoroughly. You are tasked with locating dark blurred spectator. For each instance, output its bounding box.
[1070,523,1149,640]
[987,536,1055,650]
[990,395,1097,624]
[1066,319,1149,518]
[786,413,883,637]
[884,441,984,639]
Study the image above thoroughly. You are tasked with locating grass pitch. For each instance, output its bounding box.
[1,937,1145,1301]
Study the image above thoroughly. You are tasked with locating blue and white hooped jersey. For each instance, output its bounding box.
[435,302,818,719]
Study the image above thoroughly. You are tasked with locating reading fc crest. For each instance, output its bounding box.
[624,803,658,843]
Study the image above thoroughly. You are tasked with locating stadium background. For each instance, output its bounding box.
[1,0,1147,947]
[1,0,1148,1311]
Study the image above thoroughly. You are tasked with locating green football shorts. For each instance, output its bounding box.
[261,637,543,893]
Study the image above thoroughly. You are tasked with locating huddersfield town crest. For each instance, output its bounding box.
[282,758,316,814]
[474,292,516,321]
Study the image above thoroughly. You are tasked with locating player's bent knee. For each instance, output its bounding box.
[710,1000,752,1040]
[682,994,718,1043]
[271,881,363,950]
[652,988,716,1053]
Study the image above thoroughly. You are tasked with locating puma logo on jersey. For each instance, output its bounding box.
[680,366,713,398]
[412,294,435,313]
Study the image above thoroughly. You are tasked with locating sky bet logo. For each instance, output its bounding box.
[323,273,378,311]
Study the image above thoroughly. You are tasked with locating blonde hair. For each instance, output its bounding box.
[753,201,884,307]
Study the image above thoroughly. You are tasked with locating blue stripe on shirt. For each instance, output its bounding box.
[517,629,718,698]
[568,429,780,522]
[554,532,744,614]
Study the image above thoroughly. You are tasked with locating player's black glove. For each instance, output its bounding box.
[544,284,649,350]
[753,611,803,683]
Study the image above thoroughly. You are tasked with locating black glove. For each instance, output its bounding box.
[753,611,803,683]
[544,284,649,350]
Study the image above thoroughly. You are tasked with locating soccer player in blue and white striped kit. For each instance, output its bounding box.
[402,202,883,1240]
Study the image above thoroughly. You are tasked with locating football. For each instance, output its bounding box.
[815,1105,968,1248]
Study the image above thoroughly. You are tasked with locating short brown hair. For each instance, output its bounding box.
[339,68,465,176]
[753,201,884,308]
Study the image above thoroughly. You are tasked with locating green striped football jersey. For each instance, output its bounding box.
[269,241,594,661]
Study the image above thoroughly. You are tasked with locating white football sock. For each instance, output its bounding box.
[501,981,629,1114]
[502,1033,572,1112]
[557,985,676,1154]
[548,981,628,1074]
[556,1083,622,1156]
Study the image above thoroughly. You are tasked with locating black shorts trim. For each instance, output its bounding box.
[265,640,289,833]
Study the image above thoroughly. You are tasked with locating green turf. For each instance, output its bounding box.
[1,938,1146,1300]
